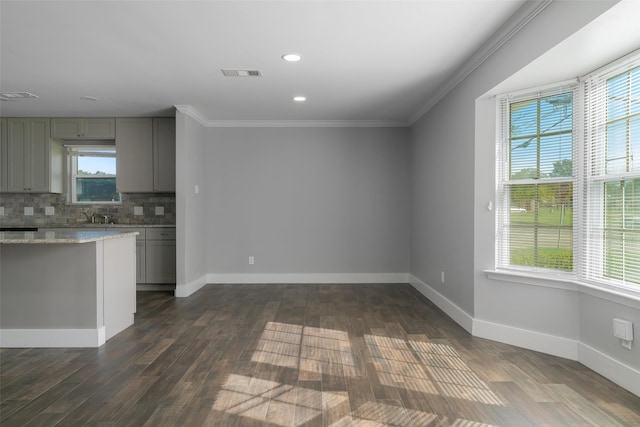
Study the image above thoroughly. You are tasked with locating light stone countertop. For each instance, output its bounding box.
[0,230,140,244]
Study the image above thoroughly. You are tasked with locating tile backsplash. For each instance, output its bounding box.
[0,193,175,227]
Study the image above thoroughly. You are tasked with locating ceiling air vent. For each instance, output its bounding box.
[0,92,39,99]
[221,69,262,77]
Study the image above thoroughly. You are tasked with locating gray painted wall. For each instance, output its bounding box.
[411,0,640,389]
[175,112,208,295]
[411,0,619,318]
[204,127,410,275]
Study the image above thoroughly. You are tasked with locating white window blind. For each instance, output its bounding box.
[583,58,640,288]
[496,86,576,272]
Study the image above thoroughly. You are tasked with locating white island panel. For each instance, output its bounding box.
[0,233,136,347]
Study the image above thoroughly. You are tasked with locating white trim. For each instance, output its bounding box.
[173,106,409,128]
[207,273,409,285]
[472,318,579,360]
[136,284,176,292]
[204,120,409,128]
[579,342,640,397]
[0,327,106,348]
[408,0,553,124]
[175,274,208,298]
[485,269,640,309]
[408,274,474,333]
[486,269,578,292]
[174,105,209,127]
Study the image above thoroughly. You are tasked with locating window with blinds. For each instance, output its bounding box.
[496,50,640,291]
[584,60,640,288]
[497,89,576,272]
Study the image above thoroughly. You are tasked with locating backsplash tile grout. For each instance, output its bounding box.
[0,193,175,226]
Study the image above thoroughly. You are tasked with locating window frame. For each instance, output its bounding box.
[495,51,640,296]
[496,85,578,276]
[67,146,121,205]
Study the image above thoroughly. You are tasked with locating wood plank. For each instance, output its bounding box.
[1,284,639,426]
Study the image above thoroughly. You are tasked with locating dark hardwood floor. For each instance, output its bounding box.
[1,284,639,426]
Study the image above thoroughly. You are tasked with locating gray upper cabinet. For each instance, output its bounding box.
[153,118,176,192]
[116,117,175,193]
[0,118,7,192]
[51,118,115,139]
[116,118,154,192]
[5,118,63,193]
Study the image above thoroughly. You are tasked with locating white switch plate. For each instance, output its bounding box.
[155,206,164,216]
[249,256,255,265]
[134,206,144,216]
[24,207,34,216]
[45,206,55,216]
[195,184,200,194]
[0,207,4,216]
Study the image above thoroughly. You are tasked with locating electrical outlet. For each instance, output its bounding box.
[45,206,55,216]
[155,206,164,216]
[134,206,144,216]
[24,207,34,216]
[249,256,254,265]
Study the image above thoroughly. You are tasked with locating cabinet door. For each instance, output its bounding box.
[6,118,28,191]
[145,240,176,283]
[153,118,176,192]
[7,118,52,192]
[136,241,146,283]
[0,118,7,192]
[27,119,51,192]
[84,118,115,139]
[51,118,83,139]
[52,118,115,139]
[116,118,153,192]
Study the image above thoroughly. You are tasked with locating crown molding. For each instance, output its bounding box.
[408,0,553,125]
[206,119,409,128]
[174,105,210,127]
[174,105,409,128]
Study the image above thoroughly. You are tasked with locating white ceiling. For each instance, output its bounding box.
[1,0,528,125]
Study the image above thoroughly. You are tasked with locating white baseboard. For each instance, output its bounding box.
[206,273,410,285]
[472,318,579,360]
[409,274,474,333]
[0,327,106,348]
[136,284,176,292]
[175,274,208,297]
[579,342,640,397]
[408,274,640,396]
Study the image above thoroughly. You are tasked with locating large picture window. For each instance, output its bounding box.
[497,52,640,291]
[69,147,121,204]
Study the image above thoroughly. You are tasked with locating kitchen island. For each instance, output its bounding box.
[0,230,138,348]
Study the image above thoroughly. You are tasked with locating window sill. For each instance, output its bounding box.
[485,269,640,309]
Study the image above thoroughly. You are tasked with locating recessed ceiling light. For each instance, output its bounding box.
[282,53,302,62]
[80,96,98,101]
[293,96,307,102]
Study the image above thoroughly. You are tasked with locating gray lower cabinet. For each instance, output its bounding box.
[144,228,176,284]
[39,226,174,285]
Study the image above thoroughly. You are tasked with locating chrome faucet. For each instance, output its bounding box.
[83,211,96,223]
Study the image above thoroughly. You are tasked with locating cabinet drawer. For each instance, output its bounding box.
[146,228,175,240]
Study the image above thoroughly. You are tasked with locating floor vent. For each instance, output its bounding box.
[221,69,262,77]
